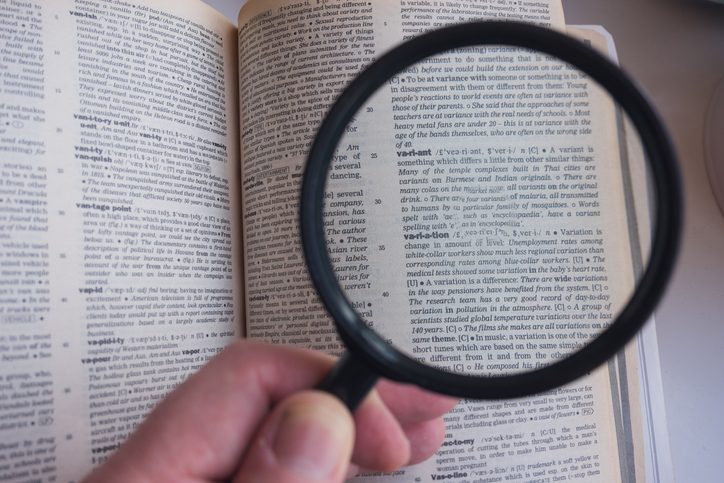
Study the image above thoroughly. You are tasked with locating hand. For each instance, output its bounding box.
[83,341,457,482]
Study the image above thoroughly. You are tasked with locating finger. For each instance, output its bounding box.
[402,417,447,465]
[345,464,360,479]
[352,412,448,474]
[233,391,354,483]
[340,381,457,471]
[351,390,410,471]
[376,380,458,425]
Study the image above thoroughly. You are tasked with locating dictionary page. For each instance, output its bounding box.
[236,0,650,482]
[237,0,564,361]
[566,24,673,483]
[0,0,240,480]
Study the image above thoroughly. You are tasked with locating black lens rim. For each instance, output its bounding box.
[300,21,682,399]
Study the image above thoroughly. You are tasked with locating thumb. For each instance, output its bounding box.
[234,391,355,483]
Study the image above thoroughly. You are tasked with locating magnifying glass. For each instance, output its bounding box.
[300,21,681,411]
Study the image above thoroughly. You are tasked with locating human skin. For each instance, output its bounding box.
[82,340,458,483]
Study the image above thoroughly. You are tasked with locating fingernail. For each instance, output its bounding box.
[272,401,352,479]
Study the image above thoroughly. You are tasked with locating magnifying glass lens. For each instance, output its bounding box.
[322,45,653,377]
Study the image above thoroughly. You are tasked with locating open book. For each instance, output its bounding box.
[0,0,671,481]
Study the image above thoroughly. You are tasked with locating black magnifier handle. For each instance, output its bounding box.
[318,352,379,411]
